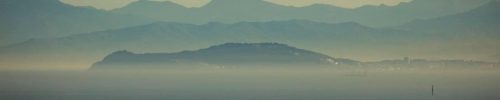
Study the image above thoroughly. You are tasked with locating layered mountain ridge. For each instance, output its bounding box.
[0,0,153,46]
[91,43,357,70]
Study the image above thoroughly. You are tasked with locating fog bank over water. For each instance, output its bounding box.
[1,69,499,100]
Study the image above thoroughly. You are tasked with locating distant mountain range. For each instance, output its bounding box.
[91,43,358,70]
[399,0,500,37]
[0,0,499,70]
[0,20,413,69]
[395,0,500,59]
[112,0,490,27]
[0,0,153,46]
[0,0,494,46]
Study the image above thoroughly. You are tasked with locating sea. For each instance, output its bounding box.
[1,69,499,100]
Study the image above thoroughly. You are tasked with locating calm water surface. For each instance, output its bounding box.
[1,69,499,100]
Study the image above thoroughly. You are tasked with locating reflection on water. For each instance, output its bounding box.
[1,69,499,100]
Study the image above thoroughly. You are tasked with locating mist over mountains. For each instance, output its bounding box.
[2,2,500,100]
[0,0,499,70]
[400,0,500,36]
[0,0,153,46]
[0,0,492,46]
[0,20,414,69]
[112,0,490,27]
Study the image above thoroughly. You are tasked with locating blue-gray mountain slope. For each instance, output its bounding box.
[112,0,490,27]
[0,20,415,69]
[91,43,358,70]
[0,0,153,46]
[2,0,500,69]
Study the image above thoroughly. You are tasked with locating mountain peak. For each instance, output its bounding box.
[114,0,187,11]
[204,0,277,8]
[208,0,268,4]
[110,50,134,55]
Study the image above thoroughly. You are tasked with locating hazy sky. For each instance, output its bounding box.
[60,0,411,10]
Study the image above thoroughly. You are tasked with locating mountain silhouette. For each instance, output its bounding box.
[0,0,153,46]
[2,20,407,69]
[111,0,190,21]
[400,0,500,37]
[385,0,500,60]
[111,0,489,27]
[91,43,357,70]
